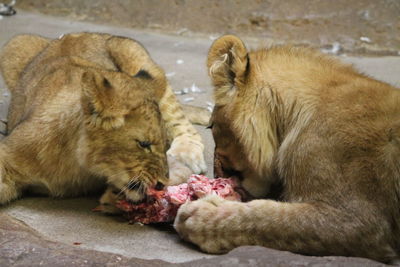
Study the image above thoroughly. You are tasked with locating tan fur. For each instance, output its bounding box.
[181,104,211,126]
[0,33,207,209]
[174,35,400,263]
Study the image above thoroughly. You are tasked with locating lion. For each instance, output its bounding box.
[174,35,400,263]
[0,33,208,212]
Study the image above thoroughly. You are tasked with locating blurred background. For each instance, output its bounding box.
[13,0,400,56]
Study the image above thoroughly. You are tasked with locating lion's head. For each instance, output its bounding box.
[207,35,279,198]
[77,63,168,202]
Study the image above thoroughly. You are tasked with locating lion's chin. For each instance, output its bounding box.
[124,190,146,203]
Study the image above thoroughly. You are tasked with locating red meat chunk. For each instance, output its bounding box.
[115,174,242,224]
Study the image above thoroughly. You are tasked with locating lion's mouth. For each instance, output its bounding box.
[124,186,147,203]
[122,179,165,204]
[213,155,243,181]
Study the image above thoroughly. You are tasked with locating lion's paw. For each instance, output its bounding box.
[174,195,238,253]
[96,187,123,214]
[167,136,207,175]
[167,155,193,185]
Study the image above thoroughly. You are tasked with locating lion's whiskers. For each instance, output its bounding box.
[117,173,143,197]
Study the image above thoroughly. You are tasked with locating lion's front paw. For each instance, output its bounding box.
[167,136,207,175]
[174,195,239,253]
[96,187,123,214]
[167,155,193,185]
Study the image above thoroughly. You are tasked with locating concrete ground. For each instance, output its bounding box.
[15,0,400,56]
[0,11,399,264]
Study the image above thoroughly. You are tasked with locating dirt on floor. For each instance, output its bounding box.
[14,0,400,56]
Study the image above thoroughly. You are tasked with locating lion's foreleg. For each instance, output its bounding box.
[161,85,207,178]
[0,178,18,204]
[0,145,19,204]
[174,196,396,262]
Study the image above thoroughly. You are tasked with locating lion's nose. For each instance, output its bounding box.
[155,182,165,190]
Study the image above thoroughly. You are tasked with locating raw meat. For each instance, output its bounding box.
[115,174,242,224]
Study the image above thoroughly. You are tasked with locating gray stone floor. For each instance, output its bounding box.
[1,213,384,267]
[0,11,399,264]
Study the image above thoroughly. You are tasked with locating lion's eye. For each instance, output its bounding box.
[138,140,152,149]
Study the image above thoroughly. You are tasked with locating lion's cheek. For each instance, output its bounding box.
[241,175,271,198]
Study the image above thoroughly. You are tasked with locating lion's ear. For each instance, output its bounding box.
[207,35,248,102]
[132,67,167,103]
[81,69,127,130]
[106,36,167,103]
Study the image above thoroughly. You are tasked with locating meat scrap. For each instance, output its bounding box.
[116,174,242,224]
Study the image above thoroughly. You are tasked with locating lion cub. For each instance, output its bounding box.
[0,33,207,209]
[174,35,400,263]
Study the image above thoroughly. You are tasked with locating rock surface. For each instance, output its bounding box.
[0,213,386,266]
[0,213,168,267]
